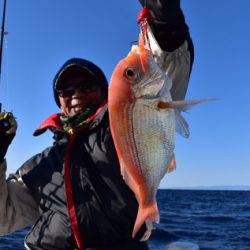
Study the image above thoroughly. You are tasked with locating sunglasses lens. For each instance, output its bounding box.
[79,83,98,93]
[57,81,99,97]
[57,89,75,98]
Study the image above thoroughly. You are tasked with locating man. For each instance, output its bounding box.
[0,1,194,249]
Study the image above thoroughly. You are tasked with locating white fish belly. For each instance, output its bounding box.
[132,100,176,202]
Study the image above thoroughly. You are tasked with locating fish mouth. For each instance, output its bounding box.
[127,34,150,74]
[135,50,167,99]
[125,33,169,99]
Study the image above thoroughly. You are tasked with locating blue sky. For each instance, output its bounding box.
[0,0,249,188]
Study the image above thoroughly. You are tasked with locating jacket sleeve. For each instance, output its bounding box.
[0,159,39,236]
[145,1,194,101]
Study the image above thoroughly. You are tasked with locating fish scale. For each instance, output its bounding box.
[132,100,175,200]
[112,102,142,182]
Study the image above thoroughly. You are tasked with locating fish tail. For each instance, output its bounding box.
[132,203,159,238]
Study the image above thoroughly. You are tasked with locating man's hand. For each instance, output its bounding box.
[138,0,189,53]
[0,112,17,163]
[138,0,181,22]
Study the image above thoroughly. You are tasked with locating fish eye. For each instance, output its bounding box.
[125,68,135,78]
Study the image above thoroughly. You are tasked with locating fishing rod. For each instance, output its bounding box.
[0,0,14,134]
[0,0,7,112]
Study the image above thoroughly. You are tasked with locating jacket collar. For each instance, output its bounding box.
[33,100,108,137]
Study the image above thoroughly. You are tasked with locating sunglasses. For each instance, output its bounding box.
[57,81,99,98]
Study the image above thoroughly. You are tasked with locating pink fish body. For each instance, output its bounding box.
[108,29,206,239]
[108,32,178,238]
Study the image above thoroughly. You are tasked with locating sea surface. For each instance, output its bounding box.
[0,190,249,250]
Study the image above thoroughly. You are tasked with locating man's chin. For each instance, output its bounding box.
[69,106,85,116]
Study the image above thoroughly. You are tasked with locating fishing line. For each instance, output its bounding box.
[139,19,152,53]
[4,34,10,110]
[138,4,153,52]
[0,0,7,112]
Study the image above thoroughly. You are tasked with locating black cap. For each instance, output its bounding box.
[53,58,108,107]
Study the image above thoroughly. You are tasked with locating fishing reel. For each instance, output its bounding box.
[0,110,17,135]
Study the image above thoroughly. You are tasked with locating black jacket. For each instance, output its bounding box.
[19,103,149,250]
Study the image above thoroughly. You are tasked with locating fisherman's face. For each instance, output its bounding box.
[57,75,104,116]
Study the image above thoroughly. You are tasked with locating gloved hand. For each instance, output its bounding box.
[0,112,17,163]
[138,0,182,23]
[138,0,189,52]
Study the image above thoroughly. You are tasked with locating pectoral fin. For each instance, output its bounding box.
[157,99,214,138]
[157,99,213,112]
[175,110,190,138]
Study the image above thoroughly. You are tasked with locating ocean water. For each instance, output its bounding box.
[0,190,249,250]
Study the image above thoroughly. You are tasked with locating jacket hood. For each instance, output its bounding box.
[53,58,108,107]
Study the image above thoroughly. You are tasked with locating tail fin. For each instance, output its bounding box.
[132,203,159,238]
